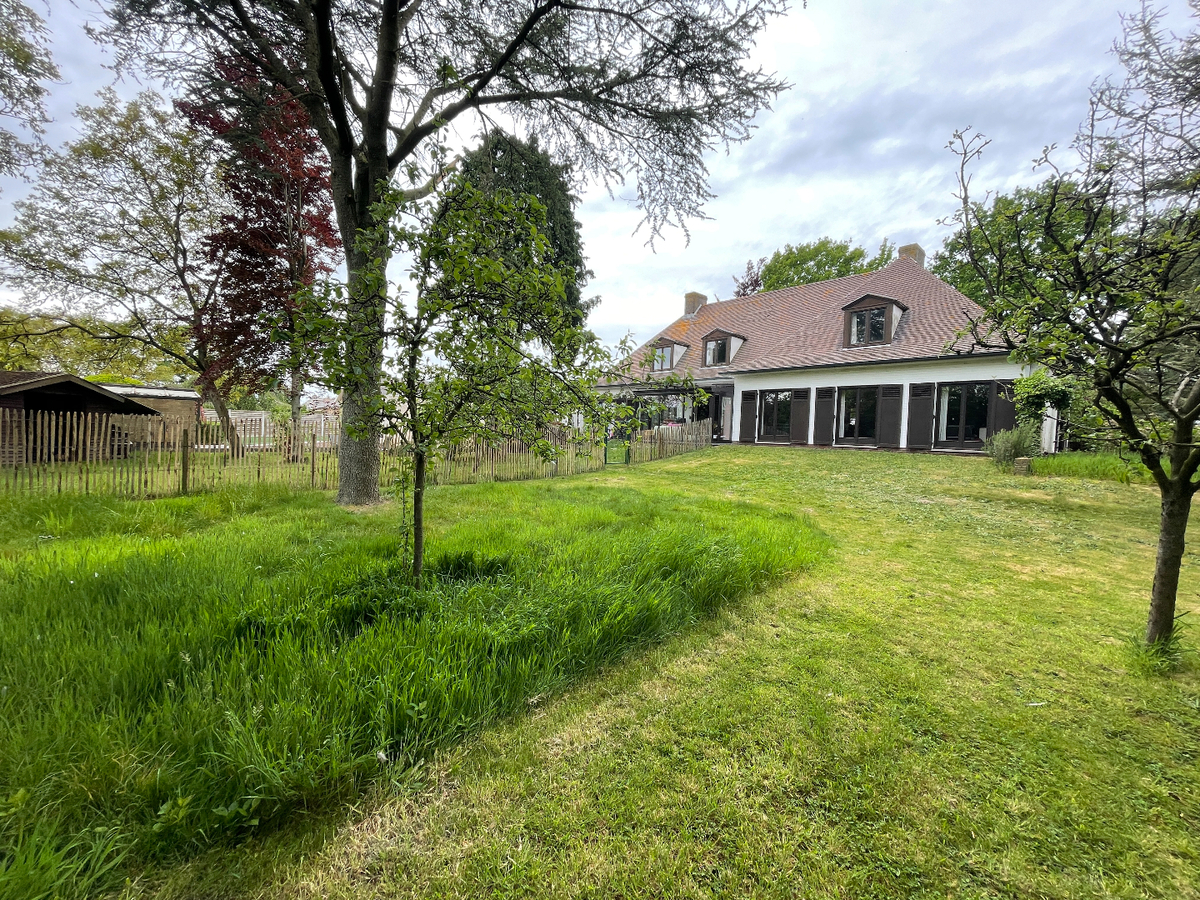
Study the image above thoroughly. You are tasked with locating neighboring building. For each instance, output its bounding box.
[0,371,162,416]
[611,244,1041,452]
[97,383,202,420]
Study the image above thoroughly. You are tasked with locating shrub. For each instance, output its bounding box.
[984,423,1043,470]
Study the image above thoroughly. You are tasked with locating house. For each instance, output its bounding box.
[612,244,1042,452]
[0,370,163,416]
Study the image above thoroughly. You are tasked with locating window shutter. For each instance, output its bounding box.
[878,384,903,448]
[739,391,757,443]
[906,383,934,449]
[990,381,1016,434]
[813,387,835,445]
[789,389,810,444]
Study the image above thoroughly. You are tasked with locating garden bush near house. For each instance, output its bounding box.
[0,481,829,899]
[983,423,1042,471]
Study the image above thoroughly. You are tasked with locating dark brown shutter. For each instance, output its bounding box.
[789,389,810,444]
[878,384,903,448]
[906,383,934,449]
[990,381,1016,435]
[813,387,835,445]
[739,391,757,443]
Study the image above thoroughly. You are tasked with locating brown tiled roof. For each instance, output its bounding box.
[619,256,994,385]
[0,370,55,387]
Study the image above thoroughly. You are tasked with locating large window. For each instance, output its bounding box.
[759,390,792,441]
[849,307,887,346]
[705,338,729,366]
[650,344,674,371]
[838,386,878,443]
[937,382,991,446]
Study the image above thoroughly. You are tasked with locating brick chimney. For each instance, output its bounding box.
[684,291,707,315]
[898,243,926,269]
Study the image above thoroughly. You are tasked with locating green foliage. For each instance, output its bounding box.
[983,424,1042,470]
[456,130,592,318]
[0,476,827,895]
[0,307,191,383]
[760,237,894,291]
[0,0,60,181]
[1012,370,1078,425]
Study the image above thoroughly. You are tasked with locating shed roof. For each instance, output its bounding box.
[0,370,163,414]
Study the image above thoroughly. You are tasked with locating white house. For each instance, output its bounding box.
[612,244,1048,452]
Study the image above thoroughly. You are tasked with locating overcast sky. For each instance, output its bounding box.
[3,0,1194,349]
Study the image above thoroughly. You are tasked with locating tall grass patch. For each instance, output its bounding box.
[1031,451,1152,483]
[0,480,828,898]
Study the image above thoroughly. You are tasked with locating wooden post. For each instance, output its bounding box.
[310,431,317,488]
[181,428,190,494]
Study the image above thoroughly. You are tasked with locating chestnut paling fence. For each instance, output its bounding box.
[0,410,711,498]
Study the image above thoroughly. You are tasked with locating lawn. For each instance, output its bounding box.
[0,469,825,899]
[4,447,1199,899]
[126,446,1199,900]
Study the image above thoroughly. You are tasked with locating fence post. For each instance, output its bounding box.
[181,428,190,495]
[310,432,317,488]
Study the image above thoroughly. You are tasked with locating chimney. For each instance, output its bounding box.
[898,243,926,269]
[684,291,708,315]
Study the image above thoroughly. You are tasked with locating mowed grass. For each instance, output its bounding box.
[132,446,1200,900]
[0,477,828,899]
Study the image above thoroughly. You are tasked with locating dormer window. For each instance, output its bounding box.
[651,344,674,371]
[705,338,729,366]
[842,295,905,348]
[850,307,887,346]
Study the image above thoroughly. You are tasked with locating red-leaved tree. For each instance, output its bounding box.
[182,58,341,442]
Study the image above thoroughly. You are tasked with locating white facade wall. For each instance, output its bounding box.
[731,356,1033,446]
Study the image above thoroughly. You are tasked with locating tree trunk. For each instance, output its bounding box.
[335,246,385,504]
[203,383,241,458]
[412,449,426,589]
[1147,479,1193,647]
[289,367,303,463]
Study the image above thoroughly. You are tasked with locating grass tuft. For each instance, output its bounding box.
[1125,616,1191,676]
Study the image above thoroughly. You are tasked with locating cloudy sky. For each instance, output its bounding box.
[3,0,1194,349]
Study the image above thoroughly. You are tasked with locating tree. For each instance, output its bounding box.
[942,4,1200,653]
[456,129,592,320]
[182,58,342,439]
[0,0,59,182]
[732,256,766,297]
[103,0,787,505]
[0,91,249,444]
[330,175,622,583]
[0,307,191,383]
[758,237,895,291]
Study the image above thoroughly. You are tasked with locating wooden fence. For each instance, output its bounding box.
[0,410,709,498]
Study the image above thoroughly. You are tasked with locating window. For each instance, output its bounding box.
[849,307,888,346]
[838,386,878,443]
[650,344,673,371]
[705,338,729,366]
[759,390,792,441]
[937,382,991,446]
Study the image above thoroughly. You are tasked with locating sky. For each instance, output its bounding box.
[3,0,1195,349]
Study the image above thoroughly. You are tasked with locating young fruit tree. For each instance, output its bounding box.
[941,6,1200,652]
[103,0,788,505]
[328,175,624,586]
